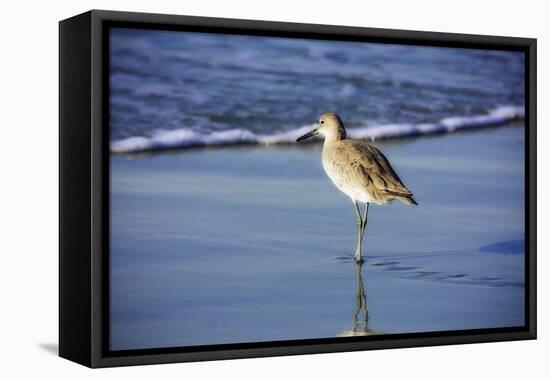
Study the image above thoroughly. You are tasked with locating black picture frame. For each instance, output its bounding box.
[59,9,537,368]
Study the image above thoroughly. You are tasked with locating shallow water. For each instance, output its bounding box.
[110,125,525,351]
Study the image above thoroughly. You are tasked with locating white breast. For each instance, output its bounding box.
[321,147,376,204]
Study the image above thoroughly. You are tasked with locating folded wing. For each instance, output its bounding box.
[340,140,417,204]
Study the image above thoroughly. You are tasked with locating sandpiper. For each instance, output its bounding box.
[297,112,417,262]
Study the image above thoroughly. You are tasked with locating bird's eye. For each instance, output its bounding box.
[320,121,324,124]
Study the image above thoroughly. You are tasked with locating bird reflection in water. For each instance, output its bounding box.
[338,261,377,336]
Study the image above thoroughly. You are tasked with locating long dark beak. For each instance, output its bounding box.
[296,128,319,142]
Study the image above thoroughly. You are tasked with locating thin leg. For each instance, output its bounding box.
[353,201,364,262]
[354,202,370,262]
[353,200,362,226]
[361,203,369,236]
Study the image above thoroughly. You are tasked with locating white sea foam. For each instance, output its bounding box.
[110,106,525,153]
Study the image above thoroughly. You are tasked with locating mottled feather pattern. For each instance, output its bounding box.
[323,139,417,205]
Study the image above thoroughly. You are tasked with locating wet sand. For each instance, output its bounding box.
[109,124,525,351]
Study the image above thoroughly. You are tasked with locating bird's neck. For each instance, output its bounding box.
[323,130,346,145]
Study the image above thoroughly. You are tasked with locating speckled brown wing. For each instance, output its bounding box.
[343,140,417,204]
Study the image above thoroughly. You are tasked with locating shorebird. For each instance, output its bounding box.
[297,112,417,262]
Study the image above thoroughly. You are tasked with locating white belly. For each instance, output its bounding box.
[321,152,378,204]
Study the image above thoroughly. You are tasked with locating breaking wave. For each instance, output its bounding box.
[110,106,524,154]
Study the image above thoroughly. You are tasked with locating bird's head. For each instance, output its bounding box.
[296,112,347,143]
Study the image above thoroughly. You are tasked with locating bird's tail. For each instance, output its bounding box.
[385,188,418,206]
[397,196,418,206]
